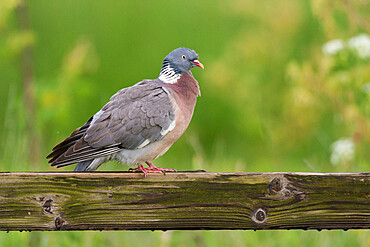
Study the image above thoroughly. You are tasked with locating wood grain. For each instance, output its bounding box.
[0,172,369,231]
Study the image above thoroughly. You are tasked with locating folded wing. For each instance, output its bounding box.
[47,80,176,168]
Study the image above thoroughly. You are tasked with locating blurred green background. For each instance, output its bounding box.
[0,0,369,246]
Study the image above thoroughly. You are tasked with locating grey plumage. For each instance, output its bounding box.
[86,81,175,149]
[48,80,174,168]
[47,47,203,173]
[74,160,93,171]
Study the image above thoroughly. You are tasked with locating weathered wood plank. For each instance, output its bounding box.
[0,172,368,231]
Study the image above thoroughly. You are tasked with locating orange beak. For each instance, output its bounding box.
[192,60,204,69]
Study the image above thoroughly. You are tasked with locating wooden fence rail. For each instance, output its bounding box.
[0,172,369,231]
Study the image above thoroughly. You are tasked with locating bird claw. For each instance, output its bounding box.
[159,169,177,175]
[129,162,176,177]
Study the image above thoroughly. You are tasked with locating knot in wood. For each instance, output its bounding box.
[268,177,283,194]
[54,217,65,230]
[252,208,267,224]
[42,199,53,213]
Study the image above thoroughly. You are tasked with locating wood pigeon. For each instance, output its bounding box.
[47,47,204,176]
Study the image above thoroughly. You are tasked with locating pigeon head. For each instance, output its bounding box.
[159,47,204,84]
[164,47,204,72]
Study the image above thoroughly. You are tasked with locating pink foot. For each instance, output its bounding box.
[129,162,176,177]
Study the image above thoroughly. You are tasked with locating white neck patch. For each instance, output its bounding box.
[158,65,181,84]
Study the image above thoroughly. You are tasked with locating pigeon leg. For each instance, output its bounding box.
[129,162,176,177]
[145,161,176,173]
[129,164,148,177]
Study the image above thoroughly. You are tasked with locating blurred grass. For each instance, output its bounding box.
[0,230,368,247]
[0,0,369,246]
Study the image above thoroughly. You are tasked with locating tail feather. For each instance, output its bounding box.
[74,160,93,172]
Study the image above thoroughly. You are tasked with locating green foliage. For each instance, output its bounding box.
[0,0,368,246]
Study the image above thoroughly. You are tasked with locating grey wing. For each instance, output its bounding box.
[86,81,176,149]
[49,81,175,168]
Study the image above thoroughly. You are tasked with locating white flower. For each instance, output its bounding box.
[348,33,370,59]
[363,82,370,93]
[330,138,355,165]
[322,39,345,55]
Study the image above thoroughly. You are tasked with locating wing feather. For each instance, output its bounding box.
[47,80,176,168]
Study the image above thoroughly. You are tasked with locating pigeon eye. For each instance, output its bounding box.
[182,55,186,60]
